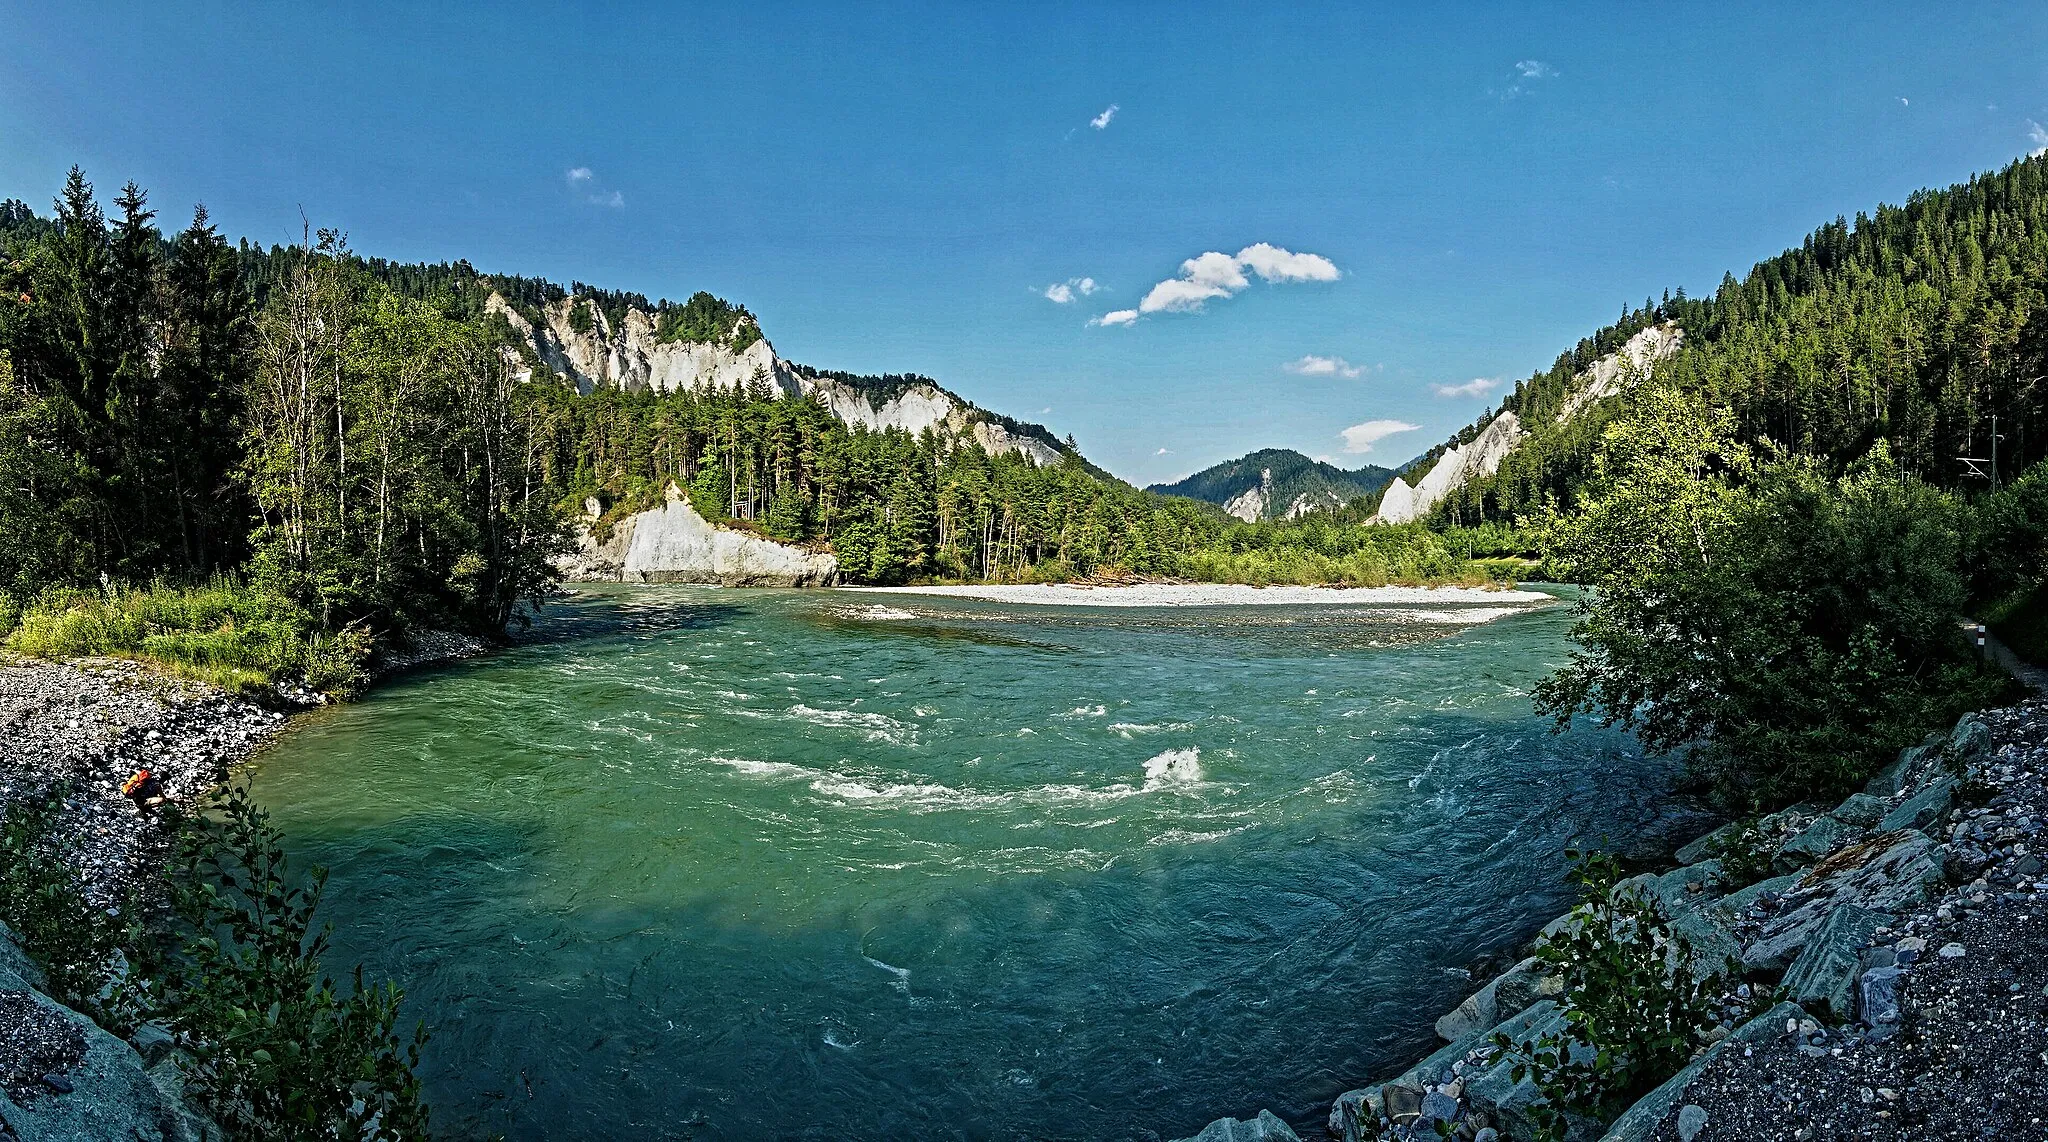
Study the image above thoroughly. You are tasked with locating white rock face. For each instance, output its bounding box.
[1376,413,1523,524]
[1558,322,1685,422]
[1223,469,1274,522]
[557,487,838,587]
[491,291,1062,465]
[1373,322,1685,525]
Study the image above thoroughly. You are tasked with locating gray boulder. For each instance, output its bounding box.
[1779,815,1856,865]
[1436,956,1559,1043]
[1170,1110,1300,1142]
[1863,734,1943,797]
[1673,822,1737,867]
[1947,714,1989,764]
[1877,778,1955,834]
[1327,1087,1380,1142]
[1858,964,1903,1032]
[1598,1001,1809,1141]
[1829,793,1889,828]
[1668,906,1741,978]
[1709,873,1801,922]
[1780,903,1886,1019]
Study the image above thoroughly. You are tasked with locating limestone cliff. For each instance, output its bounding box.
[491,292,1063,466]
[558,487,838,587]
[1374,323,1683,525]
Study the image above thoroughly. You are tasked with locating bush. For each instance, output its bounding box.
[1494,852,1722,1141]
[0,788,144,1030]
[1538,386,2009,808]
[159,784,429,1140]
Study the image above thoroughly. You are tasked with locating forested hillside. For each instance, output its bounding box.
[1147,448,1395,521]
[1430,154,2048,528]
[0,168,1483,692]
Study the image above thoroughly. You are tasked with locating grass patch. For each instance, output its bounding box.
[4,579,370,696]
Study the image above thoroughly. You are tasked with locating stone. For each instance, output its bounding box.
[1327,1088,1380,1142]
[560,484,840,586]
[127,1022,175,1069]
[1676,1103,1710,1142]
[1947,714,1990,764]
[1598,1002,1810,1142]
[1781,904,1886,1019]
[1418,1089,1459,1126]
[1830,793,1890,829]
[1937,942,1966,959]
[1858,965,1903,1028]
[0,921,48,993]
[0,979,212,1142]
[1710,874,1802,921]
[1864,735,1942,797]
[1465,1002,1583,1137]
[1669,906,1742,978]
[1170,1110,1302,1142]
[1780,815,1856,865]
[1436,957,1557,1043]
[1474,1130,1499,1142]
[1674,822,1738,867]
[1877,779,1956,835]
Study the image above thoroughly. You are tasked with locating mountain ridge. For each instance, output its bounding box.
[1147,448,1396,522]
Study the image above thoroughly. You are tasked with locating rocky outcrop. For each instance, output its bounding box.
[1375,412,1522,525]
[1374,323,1684,526]
[1306,704,2031,1142]
[490,292,1063,466]
[557,487,837,587]
[0,924,217,1141]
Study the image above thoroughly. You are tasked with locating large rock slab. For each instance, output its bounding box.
[1435,956,1559,1043]
[0,964,213,1141]
[1779,903,1886,1019]
[1877,778,1955,834]
[1170,1109,1300,1142]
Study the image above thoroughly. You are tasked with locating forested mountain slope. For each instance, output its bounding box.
[1413,153,2048,528]
[1147,449,1395,521]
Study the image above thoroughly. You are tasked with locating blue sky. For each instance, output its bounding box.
[4,3,2047,485]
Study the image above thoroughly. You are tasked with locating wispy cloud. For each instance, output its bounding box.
[1340,420,1419,454]
[1897,96,1909,107]
[1433,377,1502,399]
[566,167,623,208]
[2029,120,2048,158]
[1091,104,1119,130]
[1095,243,1338,327]
[1154,447,1172,455]
[1285,354,1364,378]
[1043,276,1100,304]
[1500,59,1558,99]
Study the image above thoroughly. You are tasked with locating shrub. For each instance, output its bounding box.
[1494,852,1721,1141]
[160,784,429,1141]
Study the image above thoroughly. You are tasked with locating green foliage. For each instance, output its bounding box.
[1702,819,1778,887]
[4,579,370,695]
[158,784,428,1141]
[656,291,760,352]
[1536,382,2007,807]
[0,789,141,1029]
[1493,852,1720,1141]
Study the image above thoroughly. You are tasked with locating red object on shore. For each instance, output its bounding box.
[121,770,152,796]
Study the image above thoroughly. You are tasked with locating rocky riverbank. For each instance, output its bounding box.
[1170,700,2048,1142]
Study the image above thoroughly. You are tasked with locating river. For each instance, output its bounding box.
[249,585,1688,1140]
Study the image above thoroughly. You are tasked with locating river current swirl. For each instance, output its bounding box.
[249,585,1686,1140]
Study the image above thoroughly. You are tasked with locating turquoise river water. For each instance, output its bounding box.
[249,585,1687,1141]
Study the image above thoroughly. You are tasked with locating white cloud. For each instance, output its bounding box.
[588,190,625,208]
[567,167,622,207]
[1897,96,1909,107]
[1091,103,1119,130]
[1154,447,1172,455]
[1236,243,1340,283]
[1285,354,1363,378]
[2029,120,2048,158]
[1514,59,1555,79]
[1339,419,1419,454]
[566,167,593,183]
[1433,377,1502,399]
[1099,243,1339,326]
[1043,277,1100,304]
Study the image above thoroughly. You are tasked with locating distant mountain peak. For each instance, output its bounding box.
[1147,448,1395,521]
